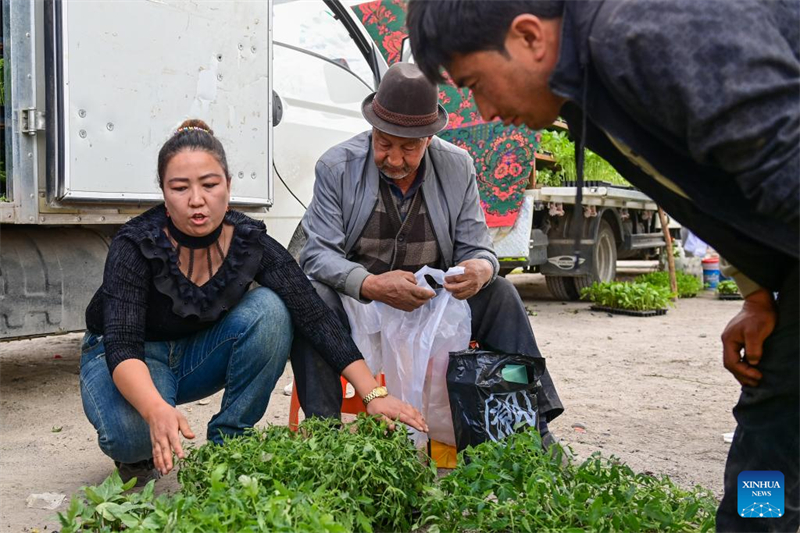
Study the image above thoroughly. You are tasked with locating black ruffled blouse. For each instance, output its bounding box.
[85,204,362,375]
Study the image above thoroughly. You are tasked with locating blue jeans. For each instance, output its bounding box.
[80,288,292,463]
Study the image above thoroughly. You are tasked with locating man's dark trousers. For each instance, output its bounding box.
[290,277,563,426]
[716,264,799,532]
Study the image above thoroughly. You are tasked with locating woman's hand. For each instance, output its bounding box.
[341,360,428,432]
[366,395,429,433]
[112,360,196,475]
[143,401,196,475]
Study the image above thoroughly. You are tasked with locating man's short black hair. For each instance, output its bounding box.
[407,0,564,84]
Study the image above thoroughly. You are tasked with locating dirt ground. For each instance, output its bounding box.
[1,268,744,532]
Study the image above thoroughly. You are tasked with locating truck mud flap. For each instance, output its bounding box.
[0,227,110,340]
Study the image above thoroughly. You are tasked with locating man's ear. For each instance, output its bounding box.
[507,14,548,60]
[425,136,434,148]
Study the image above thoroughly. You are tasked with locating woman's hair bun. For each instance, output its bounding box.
[177,118,214,136]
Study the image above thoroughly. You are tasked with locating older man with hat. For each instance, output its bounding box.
[291,62,563,444]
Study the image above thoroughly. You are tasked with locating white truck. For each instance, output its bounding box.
[0,0,387,340]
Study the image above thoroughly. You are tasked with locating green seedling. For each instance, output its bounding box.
[716,280,740,296]
[60,421,716,532]
[635,271,703,299]
[580,281,673,311]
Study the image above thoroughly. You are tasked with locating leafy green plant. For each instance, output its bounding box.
[535,167,562,187]
[580,281,673,311]
[59,466,351,533]
[61,416,434,533]
[179,416,433,532]
[60,420,716,533]
[538,130,630,187]
[716,280,740,296]
[636,271,703,298]
[417,428,716,533]
[59,471,162,533]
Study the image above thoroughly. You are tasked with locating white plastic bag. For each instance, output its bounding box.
[339,291,383,375]
[341,266,472,446]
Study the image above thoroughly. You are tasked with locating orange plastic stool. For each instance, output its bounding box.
[288,374,386,431]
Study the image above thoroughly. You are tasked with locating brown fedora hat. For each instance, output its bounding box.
[362,62,448,138]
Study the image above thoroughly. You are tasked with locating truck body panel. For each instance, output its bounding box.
[1,0,387,339]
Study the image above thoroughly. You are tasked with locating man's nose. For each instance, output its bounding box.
[386,149,403,167]
[473,94,499,122]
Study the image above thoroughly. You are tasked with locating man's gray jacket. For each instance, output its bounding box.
[300,131,499,300]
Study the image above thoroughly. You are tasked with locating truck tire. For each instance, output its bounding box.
[573,219,617,293]
[546,275,579,301]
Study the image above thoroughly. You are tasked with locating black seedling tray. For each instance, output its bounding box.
[718,293,743,301]
[590,305,668,317]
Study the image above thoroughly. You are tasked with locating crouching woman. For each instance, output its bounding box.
[80,119,426,483]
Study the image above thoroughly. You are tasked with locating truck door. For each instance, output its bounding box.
[270,0,384,246]
[47,0,273,206]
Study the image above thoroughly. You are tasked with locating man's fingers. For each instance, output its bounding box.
[743,327,766,366]
[444,280,475,300]
[731,361,761,387]
[400,297,427,312]
[400,272,418,284]
[723,339,762,386]
[411,285,435,299]
[737,367,761,387]
[724,357,762,387]
[444,280,473,299]
[445,274,467,284]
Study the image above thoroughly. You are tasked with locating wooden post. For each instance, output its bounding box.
[658,207,678,301]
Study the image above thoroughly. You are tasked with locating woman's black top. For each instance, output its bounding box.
[85,205,362,375]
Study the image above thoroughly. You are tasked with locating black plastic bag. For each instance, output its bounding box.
[446,348,545,451]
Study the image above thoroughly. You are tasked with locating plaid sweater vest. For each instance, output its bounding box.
[350,179,443,275]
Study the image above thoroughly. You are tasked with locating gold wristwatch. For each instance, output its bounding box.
[362,386,389,406]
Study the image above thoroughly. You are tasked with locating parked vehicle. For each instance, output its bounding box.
[0,0,385,340]
[488,121,677,300]
[497,183,670,301]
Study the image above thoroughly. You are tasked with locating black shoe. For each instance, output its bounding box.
[541,428,558,450]
[114,458,162,487]
[540,422,571,467]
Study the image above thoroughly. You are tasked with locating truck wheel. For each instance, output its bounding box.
[546,275,580,301]
[573,219,617,292]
